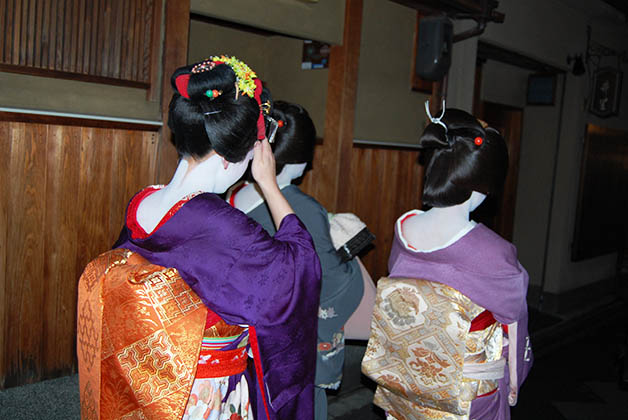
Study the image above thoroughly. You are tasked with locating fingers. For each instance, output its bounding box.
[253,139,262,162]
[253,138,273,165]
[251,138,278,189]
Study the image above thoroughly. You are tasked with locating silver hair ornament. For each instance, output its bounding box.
[424,99,447,132]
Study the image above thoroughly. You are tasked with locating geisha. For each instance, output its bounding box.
[77,56,322,420]
[362,102,532,420]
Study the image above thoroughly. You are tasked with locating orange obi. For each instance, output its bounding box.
[77,249,208,420]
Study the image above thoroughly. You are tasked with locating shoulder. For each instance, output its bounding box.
[284,186,327,217]
[185,193,263,238]
[459,224,521,277]
[283,186,329,230]
[284,186,323,208]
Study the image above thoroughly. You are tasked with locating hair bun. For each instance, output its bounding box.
[418,123,450,149]
[186,64,236,102]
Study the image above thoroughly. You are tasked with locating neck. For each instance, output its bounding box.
[231,163,307,212]
[422,200,471,225]
[276,163,307,188]
[401,192,485,251]
[164,154,224,197]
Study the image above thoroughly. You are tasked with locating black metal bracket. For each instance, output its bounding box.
[450,0,501,43]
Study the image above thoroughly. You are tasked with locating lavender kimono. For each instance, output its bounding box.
[388,220,532,420]
[115,192,322,420]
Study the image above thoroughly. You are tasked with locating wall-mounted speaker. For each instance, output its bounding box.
[416,15,453,81]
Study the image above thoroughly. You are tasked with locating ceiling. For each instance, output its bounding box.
[388,0,504,22]
[390,0,626,25]
[602,0,628,17]
[558,0,627,24]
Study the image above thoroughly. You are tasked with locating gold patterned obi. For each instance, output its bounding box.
[77,249,208,420]
[361,277,504,420]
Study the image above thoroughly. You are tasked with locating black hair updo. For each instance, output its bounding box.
[167,60,260,162]
[418,108,508,207]
[269,101,316,174]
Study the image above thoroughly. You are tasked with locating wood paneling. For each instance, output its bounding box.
[306,0,363,211]
[0,0,160,88]
[0,121,10,385]
[302,144,424,281]
[156,0,189,184]
[0,119,158,388]
[299,0,425,280]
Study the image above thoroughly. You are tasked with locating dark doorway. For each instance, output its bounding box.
[472,101,523,241]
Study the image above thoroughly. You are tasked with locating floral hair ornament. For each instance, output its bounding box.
[424,99,448,133]
[211,55,264,138]
[209,55,258,98]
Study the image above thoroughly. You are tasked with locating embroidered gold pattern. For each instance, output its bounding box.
[362,278,501,420]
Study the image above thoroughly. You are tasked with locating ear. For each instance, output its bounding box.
[222,157,229,170]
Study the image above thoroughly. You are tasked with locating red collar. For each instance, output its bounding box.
[126,187,195,240]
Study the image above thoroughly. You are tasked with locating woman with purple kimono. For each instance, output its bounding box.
[227,101,365,420]
[362,104,532,420]
[109,57,322,420]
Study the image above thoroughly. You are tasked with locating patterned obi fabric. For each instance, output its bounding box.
[362,278,503,420]
[77,249,209,419]
[195,319,249,378]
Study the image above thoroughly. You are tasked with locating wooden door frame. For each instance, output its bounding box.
[480,101,523,240]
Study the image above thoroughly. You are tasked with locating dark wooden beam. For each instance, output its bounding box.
[389,0,504,22]
[156,0,190,184]
[323,0,364,212]
[0,112,161,131]
[477,41,565,74]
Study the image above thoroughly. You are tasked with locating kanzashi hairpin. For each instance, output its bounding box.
[210,55,258,99]
[266,117,279,144]
[424,99,448,133]
[205,89,222,99]
[191,59,216,74]
[260,100,272,116]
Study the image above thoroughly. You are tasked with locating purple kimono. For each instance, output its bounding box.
[115,191,322,420]
[388,220,533,420]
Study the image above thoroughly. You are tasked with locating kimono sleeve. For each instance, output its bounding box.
[295,199,364,319]
[514,262,533,387]
[204,213,322,327]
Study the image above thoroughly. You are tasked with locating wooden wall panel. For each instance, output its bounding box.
[298,0,426,281]
[0,120,158,388]
[42,126,80,374]
[302,145,424,281]
[5,122,47,386]
[0,122,9,384]
[0,0,159,88]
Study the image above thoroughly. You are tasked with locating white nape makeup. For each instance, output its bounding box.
[230,162,308,214]
[137,149,254,234]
